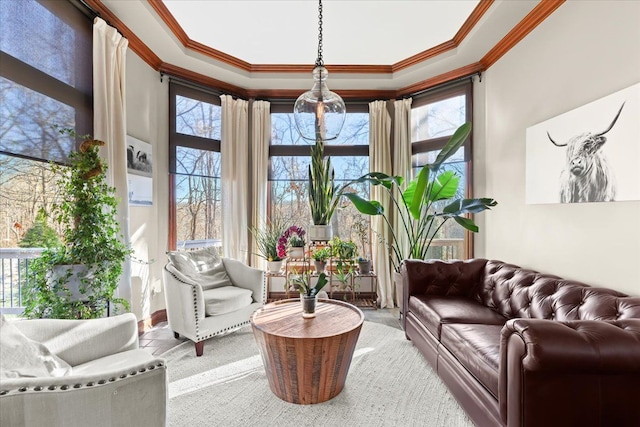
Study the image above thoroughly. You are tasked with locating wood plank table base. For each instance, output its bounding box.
[251,298,364,404]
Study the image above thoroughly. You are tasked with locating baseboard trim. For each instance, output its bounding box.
[137,309,167,335]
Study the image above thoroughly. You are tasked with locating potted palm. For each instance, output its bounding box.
[342,123,497,273]
[23,128,130,319]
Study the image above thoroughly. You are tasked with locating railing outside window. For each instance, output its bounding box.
[0,248,43,314]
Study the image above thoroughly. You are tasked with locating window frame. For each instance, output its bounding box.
[168,81,223,250]
[267,102,372,257]
[267,102,370,210]
[410,80,474,259]
[0,0,93,163]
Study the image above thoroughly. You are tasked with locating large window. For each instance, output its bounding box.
[0,0,92,249]
[269,104,370,256]
[169,82,222,250]
[410,81,473,260]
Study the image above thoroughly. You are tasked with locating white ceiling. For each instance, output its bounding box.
[163,0,480,65]
[101,0,542,91]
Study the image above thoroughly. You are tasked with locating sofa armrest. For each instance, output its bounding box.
[499,318,640,427]
[0,355,167,427]
[222,258,266,305]
[13,313,139,367]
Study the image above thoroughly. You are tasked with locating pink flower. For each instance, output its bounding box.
[277,225,306,258]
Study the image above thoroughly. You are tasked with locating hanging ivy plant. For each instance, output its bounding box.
[23,127,131,319]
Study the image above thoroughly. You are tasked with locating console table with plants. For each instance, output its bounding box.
[265,246,377,308]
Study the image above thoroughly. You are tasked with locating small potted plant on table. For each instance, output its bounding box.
[291,272,328,318]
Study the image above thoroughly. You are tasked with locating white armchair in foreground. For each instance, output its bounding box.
[0,313,167,427]
[163,250,266,357]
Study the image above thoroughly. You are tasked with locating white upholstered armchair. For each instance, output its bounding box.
[0,313,167,427]
[163,248,266,356]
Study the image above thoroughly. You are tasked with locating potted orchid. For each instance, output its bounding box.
[278,225,306,259]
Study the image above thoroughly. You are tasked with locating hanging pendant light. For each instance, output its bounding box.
[293,0,346,142]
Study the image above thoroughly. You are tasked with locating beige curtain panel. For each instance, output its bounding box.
[221,95,249,263]
[93,17,131,304]
[368,100,393,308]
[250,100,271,269]
[392,98,413,305]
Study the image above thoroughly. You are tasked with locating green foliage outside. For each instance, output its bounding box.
[19,210,61,248]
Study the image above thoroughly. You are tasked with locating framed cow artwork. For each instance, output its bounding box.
[126,135,153,206]
[526,82,640,204]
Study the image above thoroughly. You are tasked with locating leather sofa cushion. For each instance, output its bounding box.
[409,295,507,340]
[203,286,253,316]
[441,323,502,398]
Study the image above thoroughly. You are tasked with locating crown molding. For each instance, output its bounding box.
[392,0,494,72]
[87,0,565,99]
[480,0,565,68]
[147,0,493,75]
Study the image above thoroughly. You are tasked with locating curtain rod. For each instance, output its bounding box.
[408,72,481,99]
[69,0,127,39]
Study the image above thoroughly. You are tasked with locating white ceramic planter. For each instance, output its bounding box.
[358,260,372,274]
[267,260,283,274]
[308,224,333,242]
[288,247,305,259]
[49,264,94,300]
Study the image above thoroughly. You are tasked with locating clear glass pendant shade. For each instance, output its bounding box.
[293,66,346,142]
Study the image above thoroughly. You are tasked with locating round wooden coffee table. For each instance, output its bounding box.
[251,298,364,404]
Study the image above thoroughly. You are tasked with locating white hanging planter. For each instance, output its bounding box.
[49,264,95,301]
[308,224,333,242]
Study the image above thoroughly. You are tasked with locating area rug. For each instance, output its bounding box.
[162,321,473,427]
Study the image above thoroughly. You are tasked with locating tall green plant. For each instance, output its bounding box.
[308,138,340,225]
[23,128,130,319]
[341,123,497,271]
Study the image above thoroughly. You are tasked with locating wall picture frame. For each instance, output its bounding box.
[126,135,153,206]
[526,83,640,204]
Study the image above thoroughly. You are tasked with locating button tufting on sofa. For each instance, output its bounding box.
[400,258,640,427]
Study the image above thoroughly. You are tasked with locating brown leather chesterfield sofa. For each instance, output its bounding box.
[399,259,640,427]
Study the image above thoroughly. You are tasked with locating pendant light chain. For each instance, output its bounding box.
[315,0,324,67]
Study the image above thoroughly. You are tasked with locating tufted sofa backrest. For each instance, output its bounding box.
[403,258,488,299]
[474,260,640,321]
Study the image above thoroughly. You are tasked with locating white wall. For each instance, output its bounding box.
[474,1,640,296]
[126,52,169,320]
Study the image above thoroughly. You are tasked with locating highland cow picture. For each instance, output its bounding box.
[526,83,640,204]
